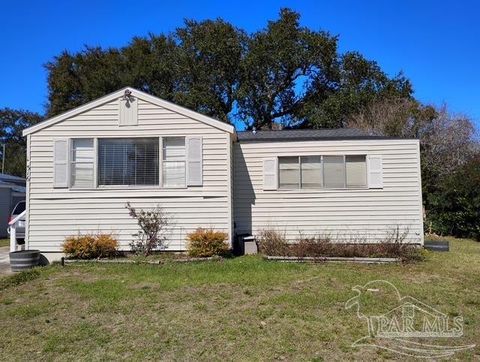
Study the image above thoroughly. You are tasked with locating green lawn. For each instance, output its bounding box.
[0,238,9,248]
[0,238,479,360]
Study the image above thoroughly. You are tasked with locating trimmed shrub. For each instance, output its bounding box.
[63,233,118,259]
[186,228,230,257]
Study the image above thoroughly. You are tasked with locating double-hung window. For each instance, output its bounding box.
[71,139,95,188]
[301,156,322,189]
[279,157,300,189]
[345,155,367,188]
[278,155,367,189]
[279,156,323,189]
[323,156,345,188]
[98,138,159,186]
[162,137,186,187]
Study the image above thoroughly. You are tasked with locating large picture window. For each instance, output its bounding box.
[278,155,367,189]
[98,138,159,186]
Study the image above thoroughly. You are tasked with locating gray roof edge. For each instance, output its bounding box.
[237,135,416,142]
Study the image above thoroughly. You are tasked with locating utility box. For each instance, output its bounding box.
[234,234,258,255]
[243,236,258,255]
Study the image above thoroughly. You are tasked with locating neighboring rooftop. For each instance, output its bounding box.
[0,173,25,184]
[236,128,395,142]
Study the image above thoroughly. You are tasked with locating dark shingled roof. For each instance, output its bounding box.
[236,128,396,142]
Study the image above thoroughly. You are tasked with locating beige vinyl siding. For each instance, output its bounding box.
[234,139,423,244]
[27,98,231,252]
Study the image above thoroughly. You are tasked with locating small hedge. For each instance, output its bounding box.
[258,229,425,262]
[186,228,230,257]
[63,233,118,259]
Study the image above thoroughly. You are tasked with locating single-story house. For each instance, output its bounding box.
[0,173,26,237]
[21,87,423,260]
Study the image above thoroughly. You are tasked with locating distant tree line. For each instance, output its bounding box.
[0,108,43,176]
[0,8,478,239]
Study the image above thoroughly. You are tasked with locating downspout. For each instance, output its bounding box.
[25,134,31,250]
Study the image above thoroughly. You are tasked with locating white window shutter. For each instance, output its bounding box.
[186,136,202,186]
[54,139,69,188]
[263,158,278,190]
[118,96,138,126]
[367,155,383,189]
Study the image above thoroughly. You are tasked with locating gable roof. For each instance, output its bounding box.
[22,87,235,136]
[237,128,400,142]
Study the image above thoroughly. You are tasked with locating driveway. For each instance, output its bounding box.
[0,246,12,275]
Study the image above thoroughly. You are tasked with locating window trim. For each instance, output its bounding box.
[66,136,189,190]
[277,154,368,191]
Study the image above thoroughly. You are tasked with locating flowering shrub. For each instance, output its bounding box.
[186,228,230,257]
[63,233,118,259]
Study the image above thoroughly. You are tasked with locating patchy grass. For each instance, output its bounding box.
[0,238,479,360]
[0,238,9,248]
[0,269,41,290]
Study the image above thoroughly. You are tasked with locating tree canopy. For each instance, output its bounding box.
[0,108,43,176]
[45,8,412,130]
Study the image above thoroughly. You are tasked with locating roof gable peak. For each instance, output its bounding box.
[23,87,234,136]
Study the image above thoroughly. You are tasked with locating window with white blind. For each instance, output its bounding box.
[346,155,367,187]
[71,139,94,188]
[279,157,300,189]
[162,137,186,187]
[279,156,322,189]
[98,138,159,186]
[301,156,322,189]
[277,155,367,189]
[323,156,346,188]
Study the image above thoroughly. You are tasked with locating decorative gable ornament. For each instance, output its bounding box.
[119,89,138,126]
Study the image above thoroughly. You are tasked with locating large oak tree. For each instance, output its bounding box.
[45,8,412,130]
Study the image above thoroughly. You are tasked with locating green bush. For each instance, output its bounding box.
[63,233,118,259]
[426,155,480,241]
[186,228,230,257]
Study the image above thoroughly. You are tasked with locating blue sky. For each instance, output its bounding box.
[1,0,479,127]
